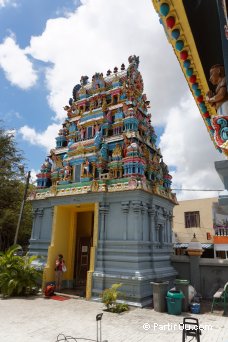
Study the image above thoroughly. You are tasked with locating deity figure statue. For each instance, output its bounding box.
[90,100,95,112]
[94,121,100,133]
[206,64,228,116]
[112,143,122,159]
[128,55,140,69]
[41,158,52,172]
[50,149,63,169]
[106,110,113,123]
[64,105,73,118]
[102,97,107,112]
[80,75,89,86]
[63,163,72,181]
[83,159,90,176]
[80,127,86,140]
[97,95,102,107]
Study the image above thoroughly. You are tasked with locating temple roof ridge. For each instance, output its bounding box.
[83,69,127,90]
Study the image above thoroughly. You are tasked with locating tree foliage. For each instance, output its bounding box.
[0,245,42,297]
[0,125,33,251]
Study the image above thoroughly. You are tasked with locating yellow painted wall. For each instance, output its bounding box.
[43,202,96,295]
[44,205,76,283]
[173,197,217,243]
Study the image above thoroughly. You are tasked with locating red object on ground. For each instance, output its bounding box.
[50,295,71,301]
[44,284,55,297]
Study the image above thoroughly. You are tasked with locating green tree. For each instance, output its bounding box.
[0,125,33,251]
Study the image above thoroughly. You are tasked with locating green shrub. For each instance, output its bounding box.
[0,244,42,298]
[101,283,129,313]
[114,303,129,313]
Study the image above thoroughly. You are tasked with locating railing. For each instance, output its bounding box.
[214,228,228,236]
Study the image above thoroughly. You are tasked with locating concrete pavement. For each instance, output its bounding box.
[0,295,227,342]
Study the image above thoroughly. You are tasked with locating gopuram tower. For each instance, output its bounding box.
[30,56,177,306]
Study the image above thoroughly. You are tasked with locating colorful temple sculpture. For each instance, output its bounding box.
[30,56,177,306]
[151,1,228,258]
[152,0,228,156]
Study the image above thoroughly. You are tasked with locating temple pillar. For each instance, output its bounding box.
[121,201,130,240]
[132,200,142,240]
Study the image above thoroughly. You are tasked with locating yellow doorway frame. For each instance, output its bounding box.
[42,202,99,300]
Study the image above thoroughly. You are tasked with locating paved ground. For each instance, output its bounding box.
[0,294,227,342]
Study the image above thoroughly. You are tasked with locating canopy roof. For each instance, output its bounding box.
[152,0,228,155]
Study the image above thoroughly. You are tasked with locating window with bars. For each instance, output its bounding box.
[184,211,200,228]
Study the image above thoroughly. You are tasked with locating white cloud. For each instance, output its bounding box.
[0,37,37,89]
[30,168,39,184]
[159,95,225,200]
[2,110,22,122]
[15,0,224,200]
[19,123,61,152]
[0,0,18,7]
[26,0,187,124]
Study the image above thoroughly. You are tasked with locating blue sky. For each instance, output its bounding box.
[0,0,223,199]
[0,0,80,171]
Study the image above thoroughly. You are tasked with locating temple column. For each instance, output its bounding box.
[142,203,149,241]
[168,212,173,243]
[121,201,130,240]
[37,208,44,239]
[132,200,142,240]
[148,205,156,243]
[31,209,38,239]
[99,203,109,240]
[163,209,168,243]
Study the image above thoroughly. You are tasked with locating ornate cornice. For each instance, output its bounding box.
[151,0,222,153]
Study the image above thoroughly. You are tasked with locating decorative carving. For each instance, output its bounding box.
[212,116,228,153]
[112,143,122,159]
[206,65,228,115]
[37,208,44,217]
[63,163,72,181]
[50,150,63,169]
[132,200,142,213]
[121,201,130,214]
[99,203,110,215]
[91,180,99,192]
[50,185,58,196]
[33,56,175,204]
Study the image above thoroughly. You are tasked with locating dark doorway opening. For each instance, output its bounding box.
[74,211,94,296]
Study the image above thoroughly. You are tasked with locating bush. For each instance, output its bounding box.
[0,245,42,298]
[101,283,129,313]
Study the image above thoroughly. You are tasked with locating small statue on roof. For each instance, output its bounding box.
[72,84,81,101]
[80,75,89,86]
[128,55,140,69]
[63,162,72,181]
[206,64,228,116]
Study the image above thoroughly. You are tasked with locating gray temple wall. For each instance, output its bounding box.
[92,191,177,306]
[29,190,177,306]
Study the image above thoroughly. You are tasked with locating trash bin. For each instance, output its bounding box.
[174,279,190,312]
[190,302,200,314]
[166,289,184,315]
[151,281,169,312]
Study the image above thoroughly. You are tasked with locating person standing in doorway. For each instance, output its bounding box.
[55,254,65,292]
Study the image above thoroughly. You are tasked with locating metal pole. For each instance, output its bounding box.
[14,171,31,245]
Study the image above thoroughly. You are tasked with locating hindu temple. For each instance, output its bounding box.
[29,55,177,307]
